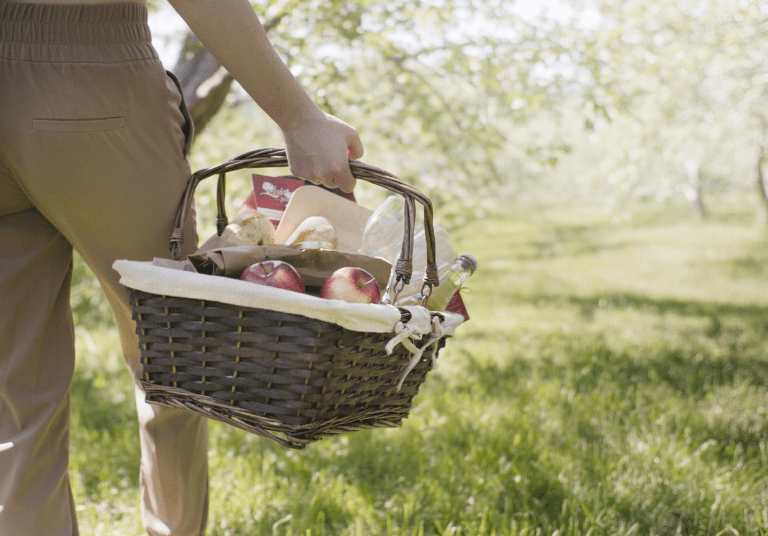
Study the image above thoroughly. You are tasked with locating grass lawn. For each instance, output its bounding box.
[69,200,768,535]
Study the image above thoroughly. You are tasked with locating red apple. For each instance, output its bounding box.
[321,267,381,304]
[239,260,305,293]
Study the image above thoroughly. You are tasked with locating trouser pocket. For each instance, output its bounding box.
[32,117,127,133]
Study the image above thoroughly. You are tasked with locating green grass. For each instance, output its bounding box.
[69,200,768,535]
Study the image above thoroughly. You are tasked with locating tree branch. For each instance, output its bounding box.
[170,14,286,136]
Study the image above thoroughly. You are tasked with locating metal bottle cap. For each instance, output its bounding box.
[457,254,477,273]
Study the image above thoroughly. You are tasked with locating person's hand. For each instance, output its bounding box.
[282,111,364,193]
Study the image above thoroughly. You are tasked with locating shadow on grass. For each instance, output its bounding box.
[563,292,768,328]
[455,317,768,460]
[480,286,768,327]
[439,329,768,533]
[493,217,636,262]
[312,406,569,531]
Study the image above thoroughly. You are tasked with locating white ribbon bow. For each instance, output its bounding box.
[385,308,446,390]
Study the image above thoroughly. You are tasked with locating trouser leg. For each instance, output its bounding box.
[0,208,79,536]
[0,18,209,534]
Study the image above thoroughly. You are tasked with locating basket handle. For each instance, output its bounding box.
[170,148,440,297]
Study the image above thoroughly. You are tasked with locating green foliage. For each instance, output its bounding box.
[69,199,768,535]
[209,0,573,220]
[69,312,142,533]
[71,252,114,329]
[558,0,768,206]
[154,0,768,220]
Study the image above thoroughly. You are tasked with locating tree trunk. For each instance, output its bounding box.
[684,159,707,219]
[170,15,285,138]
[757,140,768,225]
[171,33,235,136]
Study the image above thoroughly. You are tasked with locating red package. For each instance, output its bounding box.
[446,291,470,322]
[240,174,356,227]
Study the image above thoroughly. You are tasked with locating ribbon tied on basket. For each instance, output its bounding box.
[385,306,452,390]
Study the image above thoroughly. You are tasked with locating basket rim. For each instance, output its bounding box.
[115,259,465,335]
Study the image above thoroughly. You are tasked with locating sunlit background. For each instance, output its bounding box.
[68,1,768,534]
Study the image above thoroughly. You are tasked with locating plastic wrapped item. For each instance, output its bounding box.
[358,195,405,261]
[219,209,276,247]
[358,196,406,303]
[284,216,338,250]
[359,195,459,304]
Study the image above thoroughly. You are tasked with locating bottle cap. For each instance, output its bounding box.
[457,254,477,273]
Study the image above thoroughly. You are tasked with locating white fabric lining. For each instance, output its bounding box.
[113,260,464,336]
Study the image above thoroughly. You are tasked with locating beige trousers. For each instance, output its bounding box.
[0,3,208,535]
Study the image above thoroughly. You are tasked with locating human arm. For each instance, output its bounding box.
[166,0,363,192]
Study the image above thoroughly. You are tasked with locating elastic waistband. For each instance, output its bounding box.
[0,2,157,63]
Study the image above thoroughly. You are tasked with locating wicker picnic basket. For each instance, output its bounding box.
[115,148,464,449]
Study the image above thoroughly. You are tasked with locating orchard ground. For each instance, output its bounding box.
[69,198,768,535]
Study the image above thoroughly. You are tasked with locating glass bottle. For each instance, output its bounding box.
[397,254,477,311]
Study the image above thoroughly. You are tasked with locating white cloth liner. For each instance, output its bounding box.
[113,260,464,382]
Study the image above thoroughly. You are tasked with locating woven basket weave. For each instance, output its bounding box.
[127,148,456,449]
